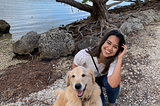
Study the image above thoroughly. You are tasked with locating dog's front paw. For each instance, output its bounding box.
[54,88,64,97]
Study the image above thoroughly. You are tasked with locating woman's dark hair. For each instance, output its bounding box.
[87,30,125,74]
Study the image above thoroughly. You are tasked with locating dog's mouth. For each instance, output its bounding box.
[76,84,87,97]
[77,90,83,97]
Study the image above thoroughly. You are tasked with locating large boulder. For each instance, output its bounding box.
[38,29,75,59]
[131,9,160,24]
[13,31,40,54]
[120,9,160,35]
[76,36,100,51]
[120,18,144,36]
[0,20,10,35]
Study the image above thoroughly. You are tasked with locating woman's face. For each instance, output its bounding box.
[101,35,119,58]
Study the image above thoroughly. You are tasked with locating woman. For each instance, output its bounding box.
[72,30,127,106]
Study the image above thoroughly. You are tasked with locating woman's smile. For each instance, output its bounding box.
[105,49,111,54]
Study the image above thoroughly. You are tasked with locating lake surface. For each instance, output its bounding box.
[0,0,131,40]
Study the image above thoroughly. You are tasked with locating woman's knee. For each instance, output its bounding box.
[105,84,120,104]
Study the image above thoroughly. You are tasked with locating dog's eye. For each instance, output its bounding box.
[82,74,86,77]
[72,75,75,78]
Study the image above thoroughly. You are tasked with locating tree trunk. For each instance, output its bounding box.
[90,1,109,22]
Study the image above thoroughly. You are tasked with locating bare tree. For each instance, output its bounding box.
[55,0,131,38]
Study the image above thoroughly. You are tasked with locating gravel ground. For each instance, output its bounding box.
[0,22,160,106]
[0,39,28,70]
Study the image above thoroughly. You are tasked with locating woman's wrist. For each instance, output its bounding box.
[117,57,123,61]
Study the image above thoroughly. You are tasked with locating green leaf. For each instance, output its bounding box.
[82,0,91,3]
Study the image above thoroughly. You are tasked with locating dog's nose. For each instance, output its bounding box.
[75,83,81,90]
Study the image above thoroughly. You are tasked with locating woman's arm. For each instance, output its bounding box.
[108,58,122,88]
[108,44,127,88]
[72,62,78,69]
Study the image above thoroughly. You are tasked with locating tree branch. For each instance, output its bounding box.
[56,0,92,13]
[102,0,109,5]
[106,0,124,9]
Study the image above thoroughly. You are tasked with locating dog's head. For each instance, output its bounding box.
[66,66,95,98]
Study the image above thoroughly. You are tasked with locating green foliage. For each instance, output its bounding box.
[82,0,91,3]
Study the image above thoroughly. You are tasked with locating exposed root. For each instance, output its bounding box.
[77,23,88,39]
[60,18,120,41]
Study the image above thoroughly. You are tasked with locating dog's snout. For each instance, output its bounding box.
[75,83,81,90]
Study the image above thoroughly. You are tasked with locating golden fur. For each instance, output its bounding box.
[53,66,102,106]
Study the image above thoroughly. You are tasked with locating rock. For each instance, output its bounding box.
[38,29,75,59]
[120,9,160,35]
[120,20,144,36]
[131,9,160,24]
[0,33,12,40]
[76,36,100,50]
[0,20,10,35]
[13,31,40,54]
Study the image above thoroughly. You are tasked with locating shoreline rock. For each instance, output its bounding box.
[0,20,10,35]
[38,29,75,59]
[13,31,40,55]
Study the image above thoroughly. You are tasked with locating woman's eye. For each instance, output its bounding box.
[82,74,86,77]
[107,41,111,45]
[114,46,118,49]
[72,75,75,78]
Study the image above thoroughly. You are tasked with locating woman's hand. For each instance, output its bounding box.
[118,44,127,59]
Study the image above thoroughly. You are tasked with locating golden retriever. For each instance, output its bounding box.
[53,66,102,106]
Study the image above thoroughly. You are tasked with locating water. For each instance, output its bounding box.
[0,0,131,40]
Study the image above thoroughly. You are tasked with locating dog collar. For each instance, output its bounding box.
[81,95,91,106]
[81,84,93,106]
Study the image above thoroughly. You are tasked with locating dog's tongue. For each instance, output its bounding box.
[77,90,83,97]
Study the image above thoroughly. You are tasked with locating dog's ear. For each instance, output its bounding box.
[66,71,71,87]
[88,68,95,84]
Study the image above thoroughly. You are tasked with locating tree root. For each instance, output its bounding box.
[60,19,119,41]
